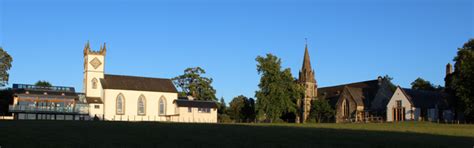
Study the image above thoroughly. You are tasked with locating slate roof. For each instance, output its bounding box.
[86,97,103,104]
[345,86,365,106]
[174,99,218,108]
[401,88,450,109]
[100,74,178,93]
[318,80,381,107]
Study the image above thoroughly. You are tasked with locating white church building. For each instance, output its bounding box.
[83,42,217,123]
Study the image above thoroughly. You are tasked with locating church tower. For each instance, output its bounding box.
[298,41,317,123]
[83,41,106,98]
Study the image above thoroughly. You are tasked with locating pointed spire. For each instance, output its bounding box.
[85,40,90,49]
[84,40,90,56]
[302,39,312,71]
[101,42,107,55]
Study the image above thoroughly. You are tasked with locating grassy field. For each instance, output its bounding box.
[0,121,473,148]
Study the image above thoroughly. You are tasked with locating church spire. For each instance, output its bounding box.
[100,42,107,55]
[84,40,90,56]
[297,38,318,123]
[302,39,312,71]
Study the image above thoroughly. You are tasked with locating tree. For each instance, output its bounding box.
[0,88,13,115]
[35,81,52,87]
[0,47,13,87]
[309,99,335,123]
[172,67,217,101]
[217,97,232,123]
[218,97,227,114]
[229,95,246,121]
[255,54,304,122]
[450,39,474,121]
[228,95,256,122]
[243,98,256,122]
[411,77,437,91]
[382,75,397,91]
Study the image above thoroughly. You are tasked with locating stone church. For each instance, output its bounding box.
[297,44,453,123]
[296,43,393,123]
[83,42,217,123]
[297,43,318,123]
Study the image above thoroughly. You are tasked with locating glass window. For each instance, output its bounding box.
[116,94,125,115]
[188,107,192,113]
[138,95,146,115]
[94,105,100,109]
[396,100,402,108]
[159,97,166,115]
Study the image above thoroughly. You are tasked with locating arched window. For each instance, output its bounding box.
[159,96,166,115]
[138,95,146,115]
[92,78,98,89]
[116,94,125,115]
[342,99,350,117]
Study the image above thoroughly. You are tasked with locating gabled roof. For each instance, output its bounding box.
[318,79,381,107]
[401,88,449,109]
[345,86,365,106]
[100,74,177,93]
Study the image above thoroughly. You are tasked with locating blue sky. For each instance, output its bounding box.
[1,0,473,103]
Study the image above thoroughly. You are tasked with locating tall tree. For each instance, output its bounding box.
[35,81,52,87]
[255,54,303,122]
[411,77,437,91]
[243,98,256,122]
[0,47,13,87]
[309,98,334,123]
[450,39,474,121]
[172,67,217,101]
[218,97,227,115]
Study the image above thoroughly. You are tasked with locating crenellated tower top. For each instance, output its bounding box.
[84,41,107,56]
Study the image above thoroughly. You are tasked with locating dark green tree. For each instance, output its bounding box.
[229,95,246,121]
[309,99,335,123]
[0,47,13,87]
[411,77,437,91]
[228,95,256,122]
[243,98,256,122]
[382,75,397,91]
[35,81,52,87]
[255,54,303,122]
[0,89,13,115]
[218,97,227,114]
[450,39,474,121]
[217,97,232,122]
[172,67,217,101]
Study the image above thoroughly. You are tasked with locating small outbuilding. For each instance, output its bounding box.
[386,86,452,122]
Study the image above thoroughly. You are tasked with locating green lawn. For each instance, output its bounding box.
[1,121,473,148]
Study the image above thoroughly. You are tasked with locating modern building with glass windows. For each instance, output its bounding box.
[9,84,89,120]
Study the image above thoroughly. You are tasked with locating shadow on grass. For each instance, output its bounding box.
[0,121,473,148]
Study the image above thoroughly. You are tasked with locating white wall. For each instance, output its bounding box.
[175,107,217,123]
[84,53,105,98]
[102,89,178,121]
[386,88,414,122]
[89,103,104,119]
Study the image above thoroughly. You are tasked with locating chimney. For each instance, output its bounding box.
[377,76,383,86]
[446,63,453,76]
